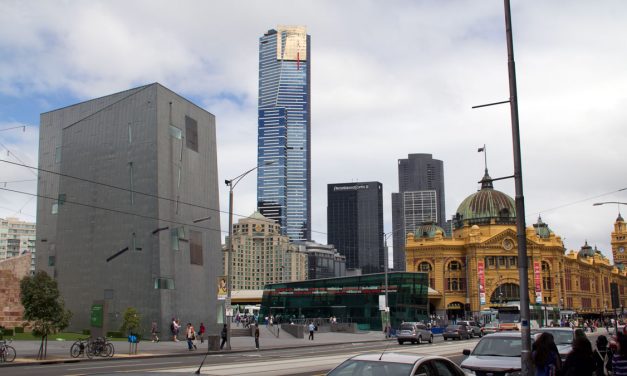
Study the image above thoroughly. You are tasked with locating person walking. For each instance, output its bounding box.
[532,332,562,376]
[199,322,206,344]
[220,324,228,350]
[151,320,160,343]
[308,321,315,340]
[594,335,613,376]
[171,318,179,342]
[254,324,260,350]
[613,333,627,376]
[186,323,197,350]
[563,336,595,376]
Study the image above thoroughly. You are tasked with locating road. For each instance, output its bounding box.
[3,336,473,376]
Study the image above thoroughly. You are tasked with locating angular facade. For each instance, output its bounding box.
[327,182,384,274]
[406,169,627,322]
[228,212,308,290]
[392,153,445,271]
[257,25,311,242]
[36,84,222,333]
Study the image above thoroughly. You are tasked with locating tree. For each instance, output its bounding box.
[20,271,72,359]
[120,307,141,335]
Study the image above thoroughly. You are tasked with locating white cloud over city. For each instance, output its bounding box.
[0,0,625,258]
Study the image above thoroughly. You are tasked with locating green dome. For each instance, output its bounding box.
[454,170,516,228]
[414,222,445,238]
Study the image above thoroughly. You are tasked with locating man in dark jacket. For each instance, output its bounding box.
[220,324,227,350]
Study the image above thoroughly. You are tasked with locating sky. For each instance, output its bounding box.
[0,0,625,261]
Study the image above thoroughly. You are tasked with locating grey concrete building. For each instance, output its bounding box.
[293,241,346,280]
[391,154,445,271]
[36,83,222,334]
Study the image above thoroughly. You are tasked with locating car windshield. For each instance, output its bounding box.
[400,324,415,331]
[472,337,522,357]
[327,359,413,376]
[542,331,573,345]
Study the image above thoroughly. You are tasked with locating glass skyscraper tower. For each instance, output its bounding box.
[257,26,311,241]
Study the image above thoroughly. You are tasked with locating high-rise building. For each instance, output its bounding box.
[293,241,346,280]
[0,217,36,273]
[327,182,384,274]
[257,25,311,242]
[36,83,222,333]
[228,212,308,290]
[392,153,445,271]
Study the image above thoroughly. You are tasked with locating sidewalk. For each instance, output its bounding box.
[3,328,391,367]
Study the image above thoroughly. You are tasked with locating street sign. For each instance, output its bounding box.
[226,308,233,317]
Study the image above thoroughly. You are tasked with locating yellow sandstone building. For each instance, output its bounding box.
[405,170,627,321]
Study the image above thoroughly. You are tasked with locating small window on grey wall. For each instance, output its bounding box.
[189,230,203,266]
[185,116,198,152]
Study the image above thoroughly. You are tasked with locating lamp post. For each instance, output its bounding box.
[223,161,274,350]
[383,232,394,331]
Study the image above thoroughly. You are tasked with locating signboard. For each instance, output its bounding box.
[379,295,386,311]
[611,282,620,309]
[90,304,103,328]
[225,308,233,317]
[477,260,486,305]
[217,276,227,300]
[533,261,543,304]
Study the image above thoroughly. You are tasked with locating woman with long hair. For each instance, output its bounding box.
[533,332,562,376]
[563,336,595,376]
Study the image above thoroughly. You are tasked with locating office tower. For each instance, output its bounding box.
[228,212,308,290]
[0,217,36,273]
[293,241,346,279]
[36,83,222,332]
[257,25,311,242]
[392,154,445,271]
[327,182,384,274]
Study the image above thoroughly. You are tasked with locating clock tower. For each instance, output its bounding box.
[611,213,627,265]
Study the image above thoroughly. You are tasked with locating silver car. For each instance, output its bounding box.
[460,332,522,375]
[458,320,483,338]
[327,352,467,376]
[397,322,434,345]
[533,327,574,361]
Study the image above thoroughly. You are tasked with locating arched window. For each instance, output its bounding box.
[446,260,465,291]
[542,261,552,290]
[489,283,520,303]
[417,261,434,288]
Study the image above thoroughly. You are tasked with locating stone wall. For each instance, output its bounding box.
[0,254,30,328]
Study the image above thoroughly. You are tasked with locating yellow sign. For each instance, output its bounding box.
[217,276,227,300]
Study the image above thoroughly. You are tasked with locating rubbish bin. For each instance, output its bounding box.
[207,335,220,351]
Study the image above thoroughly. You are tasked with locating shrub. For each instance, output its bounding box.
[2,328,14,336]
[107,331,123,338]
[82,329,91,335]
[14,327,24,334]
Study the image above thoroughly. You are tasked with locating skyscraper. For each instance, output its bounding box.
[392,154,445,271]
[36,83,222,332]
[327,182,384,274]
[257,25,311,242]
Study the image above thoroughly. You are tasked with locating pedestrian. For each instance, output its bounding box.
[308,321,315,340]
[254,324,260,350]
[186,323,197,350]
[613,333,627,376]
[171,317,179,342]
[199,322,206,344]
[563,336,595,376]
[174,319,181,341]
[220,324,228,350]
[594,335,613,376]
[532,332,562,376]
[151,320,160,343]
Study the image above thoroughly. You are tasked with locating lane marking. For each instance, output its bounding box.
[67,361,181,371]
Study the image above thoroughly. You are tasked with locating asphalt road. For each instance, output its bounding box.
[1,336,474,376]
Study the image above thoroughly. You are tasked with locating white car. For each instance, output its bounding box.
[532,327,574,361]
[327,352,468,376]
[460,332,522,375]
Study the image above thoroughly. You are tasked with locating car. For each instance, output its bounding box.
[458,321,482,337]
[481,322,500,336]
[326,352,468,376]
[443,324,471,340]
[397,322,434,345]
[532,327,574,361]
[460,332,522,375]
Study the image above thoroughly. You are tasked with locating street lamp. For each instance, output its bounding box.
[593,202,627,207]
[383,232,394,326]
[223,161,274,350]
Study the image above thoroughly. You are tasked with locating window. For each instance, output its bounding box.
[129,162,134,205]
[48,256,55,266]
[448,261,461,271]
[58,193,66,205]
[55,146,62,163]
[185,116,198,152]
[169,125,182,139]
[190,230,203,266]
[154,278,175,289]
[51,203,58,214]
[171,228,180,251]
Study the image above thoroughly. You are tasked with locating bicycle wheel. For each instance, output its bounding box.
[70,342,81,358]
[3,346,16,362]
[105,342,115,357]
[85,342,95,359]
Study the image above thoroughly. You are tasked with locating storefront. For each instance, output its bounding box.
[260,272,429,330]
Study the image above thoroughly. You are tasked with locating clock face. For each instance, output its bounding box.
[503,239,514,251]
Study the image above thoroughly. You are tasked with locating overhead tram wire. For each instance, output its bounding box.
[0,186,227,235]
[525,186,627,220]
[0,143,38,178]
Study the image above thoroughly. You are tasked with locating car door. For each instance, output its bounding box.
[428,359,466,376]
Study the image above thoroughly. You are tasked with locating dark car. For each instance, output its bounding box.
[443,324,471,340]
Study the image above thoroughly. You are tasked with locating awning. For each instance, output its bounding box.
[428,287,441,296]
[447,302,464,309]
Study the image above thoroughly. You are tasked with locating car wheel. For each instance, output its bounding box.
[398,340,404,345]
[417,336,422,344]
[429,335,433,343]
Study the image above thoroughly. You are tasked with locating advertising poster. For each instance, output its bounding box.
[477,260,486,305]
[533,261,543,303]
[217,276,227,300]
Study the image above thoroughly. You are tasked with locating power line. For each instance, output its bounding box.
[0,143,38,177]
[525,186,627,219]
[0,186,227,235]
[0,206,35,219]
[0,179,38,185]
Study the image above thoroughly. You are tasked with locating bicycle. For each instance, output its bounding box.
[0,339,16,362]
[70,337,89,358]
[86,337,115,359]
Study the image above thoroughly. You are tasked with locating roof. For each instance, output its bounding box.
[455,170,516,226]
[413,222,446,239]
[350,352,425,364]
